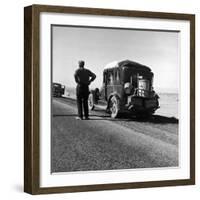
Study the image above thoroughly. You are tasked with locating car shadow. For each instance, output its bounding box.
[130,115,179,124]
[53,97,178,124]
[53,114,78,117]
[53,113,178,124]
[52,113,127,121]
[88,113,178,124]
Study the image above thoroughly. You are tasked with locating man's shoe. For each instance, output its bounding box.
[76,116,83,120]
[85,117,90,120]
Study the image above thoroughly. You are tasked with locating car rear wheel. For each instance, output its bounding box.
[88,93,95,110]
[110,96,120,118]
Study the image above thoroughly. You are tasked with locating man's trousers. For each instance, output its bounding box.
[76,84,89,118]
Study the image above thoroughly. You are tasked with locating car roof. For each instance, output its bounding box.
[53,82,61,85]
[103,60,151,72]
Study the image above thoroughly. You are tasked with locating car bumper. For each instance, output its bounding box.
[127,96,159,112]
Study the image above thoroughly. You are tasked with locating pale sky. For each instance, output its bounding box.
[52,25,179,93]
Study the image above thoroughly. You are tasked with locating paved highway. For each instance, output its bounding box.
[51,97,178,173]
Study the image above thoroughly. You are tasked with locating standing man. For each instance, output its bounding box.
[74,60,96,120]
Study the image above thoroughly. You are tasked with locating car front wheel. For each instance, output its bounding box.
[88,93,95,110]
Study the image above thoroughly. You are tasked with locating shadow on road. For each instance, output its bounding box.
[53,97,178,124]
[53,113,178,124]
[129,115,179,124]
[98,114,178,124]
[53,114,78,117]
[92,110,178,124]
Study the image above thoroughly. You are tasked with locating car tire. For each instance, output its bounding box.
[88,93,95,110]
[110,96,120,118]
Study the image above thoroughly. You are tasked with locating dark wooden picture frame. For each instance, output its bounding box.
[24,4,195,195]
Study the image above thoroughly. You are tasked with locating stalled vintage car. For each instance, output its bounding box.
[52,82,65,97]
[88,60,159,118]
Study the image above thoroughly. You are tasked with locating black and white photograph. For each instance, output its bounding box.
[23,4,195,194]
[51,25,179,173]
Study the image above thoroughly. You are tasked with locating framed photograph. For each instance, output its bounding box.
[24,4,195,194]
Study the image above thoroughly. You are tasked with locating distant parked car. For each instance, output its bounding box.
[52,82,65,97]
[88,60,159,118]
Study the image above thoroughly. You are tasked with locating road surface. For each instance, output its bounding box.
[52,97,178,173]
